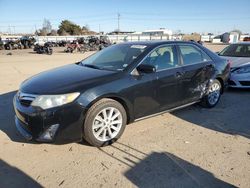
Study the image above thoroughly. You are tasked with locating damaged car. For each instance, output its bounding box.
[218,42,250,88]
[13,41,230,146]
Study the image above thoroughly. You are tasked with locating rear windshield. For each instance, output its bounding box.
[81,44,148,71]
[219,44,250,57]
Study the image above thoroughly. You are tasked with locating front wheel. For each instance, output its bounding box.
[83,98,127,147]
[201,79,222,108]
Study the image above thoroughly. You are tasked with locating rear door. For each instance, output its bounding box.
[177,44,216,104]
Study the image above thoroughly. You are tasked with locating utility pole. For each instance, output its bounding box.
[35,24,37,35]
[13,26,16,34]
[8,25,11,34]
[117,13,120,33]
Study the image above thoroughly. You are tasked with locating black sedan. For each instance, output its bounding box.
[13,41,230,146]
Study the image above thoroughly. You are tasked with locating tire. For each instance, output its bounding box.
[48,48,53,55]
[201,79,222,108]
[5,44,11,50]
[83,98,127,147]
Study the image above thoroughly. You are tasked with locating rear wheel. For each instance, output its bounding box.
[83,98,127,147]
[201,79,222,108]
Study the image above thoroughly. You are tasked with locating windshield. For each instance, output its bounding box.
[219,44,250,57]
[81,44,147,71]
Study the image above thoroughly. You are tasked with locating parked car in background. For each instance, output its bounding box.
[13,41,230,146]
[218,42,250,88]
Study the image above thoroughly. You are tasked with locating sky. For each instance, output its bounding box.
[0,0,250,34]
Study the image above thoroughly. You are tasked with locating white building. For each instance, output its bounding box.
[142,28,173,36]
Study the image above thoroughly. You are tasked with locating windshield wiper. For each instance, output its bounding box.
[81,63,102,70]
[81,63,120,72]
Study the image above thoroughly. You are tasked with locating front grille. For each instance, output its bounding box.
[239,81,250,86]
[20,99,33,106]
[17,92,37,107]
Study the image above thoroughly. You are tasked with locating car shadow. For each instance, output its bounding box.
[0,159,42,187]
[0,91,27,143]
[99,142,236,188]
[172,88,250,139]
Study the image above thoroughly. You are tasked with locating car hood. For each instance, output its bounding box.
[21,64,118,94]
[220,56,250,68]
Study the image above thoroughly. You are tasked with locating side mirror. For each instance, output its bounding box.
[216,51,220,55]
[137,64,156,74]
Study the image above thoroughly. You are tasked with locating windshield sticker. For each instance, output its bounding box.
[131,45,147,49]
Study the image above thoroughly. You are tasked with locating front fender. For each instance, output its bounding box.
[77,89,134,123]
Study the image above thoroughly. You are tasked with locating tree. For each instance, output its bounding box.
[59,29,69,36]
[35,28,47,36]
[81,24,96,35]
[35,19,52,36]
[48,29,58,36]
[82,25,89,31]
[58,20,82,35]
[42,19,52,34]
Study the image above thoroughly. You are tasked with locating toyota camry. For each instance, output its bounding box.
[13,41,230,146]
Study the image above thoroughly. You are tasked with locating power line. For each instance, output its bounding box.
[121,16,250,21]
[0,13,116,23]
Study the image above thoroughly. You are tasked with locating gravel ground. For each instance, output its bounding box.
[0,45,249,188]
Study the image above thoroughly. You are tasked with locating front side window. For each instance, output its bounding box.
[179,45,211,65]
[219,44,250,57]
[141,45,178,71]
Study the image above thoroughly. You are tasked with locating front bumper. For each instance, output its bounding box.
[13,94,86,144]
[228,72,250,88]
[15,116,33,140]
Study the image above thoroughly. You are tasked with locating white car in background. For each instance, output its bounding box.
[218,42,250,88]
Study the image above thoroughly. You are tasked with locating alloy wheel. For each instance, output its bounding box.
[92,107,123,142]
[208,82,221,105]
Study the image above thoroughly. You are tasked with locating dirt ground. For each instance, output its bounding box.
[0,44,250,188]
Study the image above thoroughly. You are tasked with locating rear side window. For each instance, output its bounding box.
[179,45,211,65]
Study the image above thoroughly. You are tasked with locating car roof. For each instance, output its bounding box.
[231,42,250,45]
[118,40,198,47]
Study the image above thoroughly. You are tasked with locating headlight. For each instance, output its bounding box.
[234,66,250,74]
[31,92,80,109]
